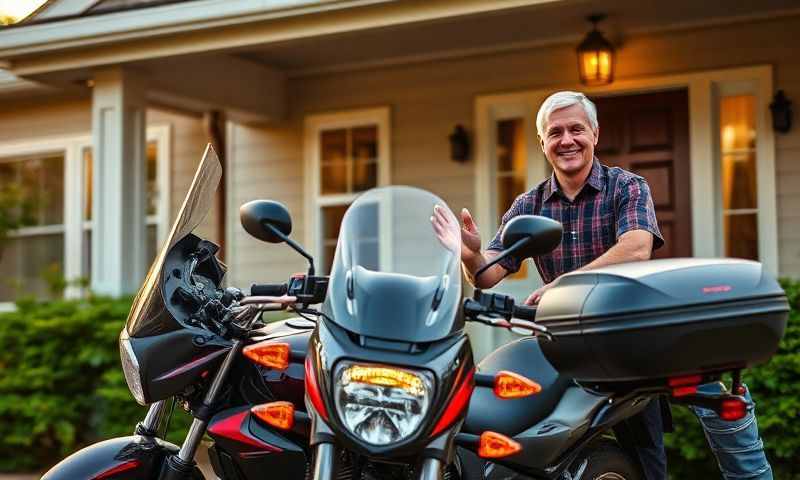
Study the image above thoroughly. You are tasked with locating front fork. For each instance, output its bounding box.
[158,337,245,480]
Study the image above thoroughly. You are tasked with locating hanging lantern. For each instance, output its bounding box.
[577,14,615,86]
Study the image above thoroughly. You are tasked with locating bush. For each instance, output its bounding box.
[0,296,190,472]
[665,279,800,479]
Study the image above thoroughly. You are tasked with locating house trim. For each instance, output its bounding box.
[303,106,391,272]
[475,64,778,280]
[1,0,562,75]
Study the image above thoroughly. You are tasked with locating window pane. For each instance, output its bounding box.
[0,233,64,301]
[352,126,377,162]
[496,119,527,279]
[721,153,757,210]
[146,141,158,216]
[321,129,347,163]
[497,119,526,174]
[322,205,349,274]
[83,147,93,221]
[352,161,377,192]
[321,163,348,194]
[724,213,758,260]
[83,141,160,220]
[720,96,756,152]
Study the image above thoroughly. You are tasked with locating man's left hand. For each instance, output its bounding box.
[525,282,552,305]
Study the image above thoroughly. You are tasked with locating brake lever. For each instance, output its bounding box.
[509,318,553,340]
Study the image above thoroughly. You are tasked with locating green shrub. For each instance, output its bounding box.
[0,296,190,472]
[665,279,800,479]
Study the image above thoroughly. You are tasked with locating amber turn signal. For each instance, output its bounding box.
[494,370,541,399]
[243,341,290,370]
[252,401,295,430]
[478,431,522,459]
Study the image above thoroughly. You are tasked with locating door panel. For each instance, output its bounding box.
[591,90,691,258]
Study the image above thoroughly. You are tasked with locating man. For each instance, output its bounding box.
[454,91,772,479]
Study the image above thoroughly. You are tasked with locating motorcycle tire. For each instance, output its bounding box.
[567,440,643,480]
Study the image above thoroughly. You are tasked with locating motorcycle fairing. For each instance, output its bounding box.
[207,406,307,480]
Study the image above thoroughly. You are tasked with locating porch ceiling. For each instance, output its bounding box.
[236,0,799,75]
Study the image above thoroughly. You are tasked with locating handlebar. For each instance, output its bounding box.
[250,283,288,296]
[464,290,551,339]
[513,304,537,321]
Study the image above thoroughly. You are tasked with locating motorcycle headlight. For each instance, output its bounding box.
[334,362,433,446]
[119,328,146,405]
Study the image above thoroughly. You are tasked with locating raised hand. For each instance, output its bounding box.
[459,208,482,262]
[430,205,461,254]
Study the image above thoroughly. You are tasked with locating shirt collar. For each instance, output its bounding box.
[544,158,604,202]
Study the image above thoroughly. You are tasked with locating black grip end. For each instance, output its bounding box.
[250,283,288,296]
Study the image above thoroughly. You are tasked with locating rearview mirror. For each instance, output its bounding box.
[240,200,292,243]
[500,215,563,258]
[475,215,562,281]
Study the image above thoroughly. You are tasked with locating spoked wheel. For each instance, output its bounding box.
[565,440,643,480]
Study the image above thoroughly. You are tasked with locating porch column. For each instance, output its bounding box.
[90,67,147,296]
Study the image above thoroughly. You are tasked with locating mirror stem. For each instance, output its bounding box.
[474,237,531,281]
[264,223,316,276]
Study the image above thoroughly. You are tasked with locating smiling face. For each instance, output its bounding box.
[540,103,599,179]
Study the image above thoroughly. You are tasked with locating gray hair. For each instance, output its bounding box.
[536,91,598,138]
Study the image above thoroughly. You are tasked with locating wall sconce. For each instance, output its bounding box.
[576,14,615,86]
[770,90,792,133]
[449,125,470,162]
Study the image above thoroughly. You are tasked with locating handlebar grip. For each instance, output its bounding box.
[512,305,537,320]
[250,283,288,296]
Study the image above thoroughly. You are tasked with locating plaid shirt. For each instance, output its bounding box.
[487,159,663,284]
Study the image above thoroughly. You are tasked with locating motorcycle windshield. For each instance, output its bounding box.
[323,186,463,343]
[125,145,222,337]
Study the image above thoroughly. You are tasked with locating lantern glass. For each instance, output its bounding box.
[577,25,615,86]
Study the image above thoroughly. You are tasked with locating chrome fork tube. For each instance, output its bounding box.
[141,400,168,434]
[176,338,244,463]
[418,457,443,480]
[312,443,336,480]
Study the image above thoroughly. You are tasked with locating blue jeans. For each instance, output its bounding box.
[690,383,773,480]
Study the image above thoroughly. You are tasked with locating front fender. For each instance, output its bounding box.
[42,435,202,480]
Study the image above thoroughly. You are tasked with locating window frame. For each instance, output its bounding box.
[304,107,391,274]
[0,125,171,307]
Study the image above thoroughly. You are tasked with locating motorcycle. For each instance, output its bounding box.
[43,144,789,480]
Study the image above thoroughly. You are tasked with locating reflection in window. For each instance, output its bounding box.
[319,126,377,195]
[720,95,758,260]
[496,119,528,278]
[0,153,65,301]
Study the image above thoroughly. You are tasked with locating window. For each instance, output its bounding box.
[0,127,170,304]
[305,108,390,274]
[495,118,529,279]
[0,153,65,301]
[719,95,758,260]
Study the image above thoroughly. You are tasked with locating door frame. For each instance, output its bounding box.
[474,64,778,293]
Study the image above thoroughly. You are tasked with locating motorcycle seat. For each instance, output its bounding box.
[462,337,572,436]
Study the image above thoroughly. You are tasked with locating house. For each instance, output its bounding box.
[1,0,798,357]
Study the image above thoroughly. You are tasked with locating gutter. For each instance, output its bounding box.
[0,0,392,58]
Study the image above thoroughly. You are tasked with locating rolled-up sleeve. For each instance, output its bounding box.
[616,176,664,250]
[486,194,527,273]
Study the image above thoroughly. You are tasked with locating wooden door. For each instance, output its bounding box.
[591,89,691,258]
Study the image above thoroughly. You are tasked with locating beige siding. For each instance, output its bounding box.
[227,13,800,286]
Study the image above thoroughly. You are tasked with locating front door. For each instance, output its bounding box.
[591,89,692,258]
